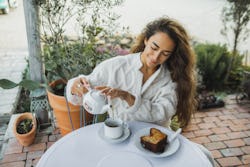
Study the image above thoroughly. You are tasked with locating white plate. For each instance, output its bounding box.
[96,151,152,167]
[134,127,181,158]
[98,126,131,144]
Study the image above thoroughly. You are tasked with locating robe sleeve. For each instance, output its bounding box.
[120,81,177,124]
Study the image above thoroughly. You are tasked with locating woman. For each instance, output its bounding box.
[66,16,196,129]
[66,17,215,166]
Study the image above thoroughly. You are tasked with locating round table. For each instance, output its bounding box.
[37,121,212,167]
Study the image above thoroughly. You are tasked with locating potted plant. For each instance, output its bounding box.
[13,112,37,146]
[37,0,126,136]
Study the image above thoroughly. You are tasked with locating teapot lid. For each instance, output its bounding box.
[90,90,107,103]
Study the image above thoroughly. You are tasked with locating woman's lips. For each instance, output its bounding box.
[150,60,157,65]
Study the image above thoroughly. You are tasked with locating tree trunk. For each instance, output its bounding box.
[23,0,44,83]
[224,17,240,84]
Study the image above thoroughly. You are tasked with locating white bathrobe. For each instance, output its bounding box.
[66,52,177,127]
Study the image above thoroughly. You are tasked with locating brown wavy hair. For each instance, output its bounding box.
[130,16,197,128]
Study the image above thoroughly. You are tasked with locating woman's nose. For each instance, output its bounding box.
[152,51,161,61]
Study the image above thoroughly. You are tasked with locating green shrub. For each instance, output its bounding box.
[194,43,244,91]
[194,43,230,90]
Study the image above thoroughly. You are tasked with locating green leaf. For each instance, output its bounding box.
[0,79,18,89]
[19,80,41,91]
[0,79,44,91]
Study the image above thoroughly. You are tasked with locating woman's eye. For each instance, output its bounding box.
[151,46,157,50]
[163,53,171,57]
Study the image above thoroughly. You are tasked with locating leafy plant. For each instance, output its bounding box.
[38,0,124,84]
[195,43,230,90]
[16,119,33,134]
[194,43,243,91]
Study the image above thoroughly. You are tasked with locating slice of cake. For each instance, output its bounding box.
[140,128,168,153]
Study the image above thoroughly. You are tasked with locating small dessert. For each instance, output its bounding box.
[140,128,168,153]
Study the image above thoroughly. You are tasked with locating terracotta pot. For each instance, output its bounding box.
[47,79,93,136]
[13,112,37,146]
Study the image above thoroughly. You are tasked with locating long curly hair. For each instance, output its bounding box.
[130,17,197,128]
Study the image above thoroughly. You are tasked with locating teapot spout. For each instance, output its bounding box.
[100,104,111,114]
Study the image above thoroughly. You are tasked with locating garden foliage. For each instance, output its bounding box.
[194,43,244,91]
[38,0,126,83]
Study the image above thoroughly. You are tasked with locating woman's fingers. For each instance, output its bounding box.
[71,78,89,96]
[95,86,120,99]
[80,78,90,88]
[94,86,134,106]
[97,86,111,94]
[95,86,106,90]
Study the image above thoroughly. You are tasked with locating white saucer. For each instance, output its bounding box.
[96,151,152,167]
[98,126,131,144]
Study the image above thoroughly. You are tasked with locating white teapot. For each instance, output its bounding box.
[83,89,111,115]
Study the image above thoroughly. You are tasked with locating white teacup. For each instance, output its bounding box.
[104,118,128,139]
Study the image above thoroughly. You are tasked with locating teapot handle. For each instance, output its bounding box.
[84,85,92,91]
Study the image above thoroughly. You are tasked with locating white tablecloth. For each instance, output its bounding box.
[37,121,212,167]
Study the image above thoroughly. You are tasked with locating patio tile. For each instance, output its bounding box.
[217,157,242,166]
[229,124,249,132]
[0,161,25,167]
[220,147,244,156]
[238,165,250,167]
[210,150,222,159]
[190,118,202,124]
[241,154,250,165]
[47,142,55,149]
[241,146,250,154]
[0,153,26,164]
[190,136,211,144]
[227,131,248,139]
[215,120,234,127]
[34,136,48,143]
[218,115,237,121]
[211,127,232,134]
[224,139,246,147]
[181,132,195,139]
[206,111,223,117]
[193,112,207,118]
[48,134,60,142]
[232,118,250,125]
[208,134,230,142]
[198,122,217,129]
[4,138,23,155]
[203,116,221,123]
[221,108,235,115]
[23,143,46,152]
[235,113,250,119]
[26,150,44,160]
[245,130,250,137]
[183,124,199,131]
[204,142,227,151]
[194,129,214,137]
[243,137,250,145]
[25,159,32,167]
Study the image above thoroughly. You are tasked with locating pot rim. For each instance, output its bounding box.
[13,112,37,136]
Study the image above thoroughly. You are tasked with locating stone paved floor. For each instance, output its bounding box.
[0,95,249,167]
[183,96,250,167]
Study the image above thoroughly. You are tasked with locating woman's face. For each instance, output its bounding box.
[141,32,175,70]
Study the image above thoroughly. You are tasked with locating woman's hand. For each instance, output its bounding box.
[95,86,135,106]
[71,77,90,96]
